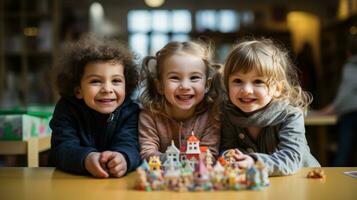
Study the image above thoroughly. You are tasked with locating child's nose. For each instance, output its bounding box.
[179,80,190,90]
[241,83,253,94]
[101,83,114,93]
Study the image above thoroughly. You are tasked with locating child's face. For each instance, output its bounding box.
[158,54,207,120]
[228,69,278,113]
[76,61,126,114]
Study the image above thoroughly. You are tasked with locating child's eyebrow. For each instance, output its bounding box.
[83,74,101,79]
[166,72,179,76]
[190,71,204,75]
[112,74,125,78]
[166,71,204,76]
[83,74,124,79]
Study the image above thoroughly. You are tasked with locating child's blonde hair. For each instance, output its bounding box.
[140,40,223,120]
[223,38,312,112]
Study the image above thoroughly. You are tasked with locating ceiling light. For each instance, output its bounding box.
[144,0,165,8]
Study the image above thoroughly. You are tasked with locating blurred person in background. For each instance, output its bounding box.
[317,35,357,166]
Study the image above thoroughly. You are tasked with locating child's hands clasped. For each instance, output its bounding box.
[232,149,255,169]
[85,151,127,178]
[100,151,127,178]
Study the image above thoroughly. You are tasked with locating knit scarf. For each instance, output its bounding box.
[225,100,295,154]
[225,100,292,127]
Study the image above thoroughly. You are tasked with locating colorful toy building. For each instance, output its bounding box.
[135,131,270,192]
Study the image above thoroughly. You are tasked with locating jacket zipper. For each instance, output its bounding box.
[107,113,114,123]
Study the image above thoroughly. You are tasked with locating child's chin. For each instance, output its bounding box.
[95,108,116,114]
[176,104,194,110]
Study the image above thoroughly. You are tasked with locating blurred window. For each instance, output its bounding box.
[128,10,191,57]
[241,11,255,26]
[128,9,254,57]
[151,33,169,55]
[196,10,217,32]
[218,10,239,33]
[128,11,151,32]
[172,10,191,32]
[129,33,148,57]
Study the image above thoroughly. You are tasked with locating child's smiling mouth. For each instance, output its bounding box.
[239,98,257,103]
[176,94,194,101]
[96,98,116,103]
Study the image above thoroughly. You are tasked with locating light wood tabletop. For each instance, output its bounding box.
[0,167,356,200]
[304,114,337,125]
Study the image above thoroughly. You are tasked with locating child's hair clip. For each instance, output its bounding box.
[147,57,157,77]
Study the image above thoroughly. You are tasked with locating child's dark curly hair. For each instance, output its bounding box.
[53,34,138,98]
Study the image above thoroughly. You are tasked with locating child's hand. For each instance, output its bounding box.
[233,149,255,169]
[100,151,127,178]
[84,152,109,178]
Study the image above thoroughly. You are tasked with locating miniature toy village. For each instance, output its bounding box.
[135,132,270,192]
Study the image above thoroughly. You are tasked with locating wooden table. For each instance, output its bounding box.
[304,114,337,166]
[0,167,355,200]
[304,114,337,126]
[0,135,51,167]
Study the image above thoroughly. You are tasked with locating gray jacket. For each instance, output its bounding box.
[220,101,320,176]
[332,55,357,115]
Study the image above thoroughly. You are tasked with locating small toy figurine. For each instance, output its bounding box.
[246,166,262,190]
[211,162,225,190]
[148,156,161,171]
[180,161,194,191]
[134,131,270,192]
[164,159,181,191]
[193,157,212,191]
[163,141,181,170]
[148,170,165,190]
[136,167,151,191]
[186,132,201,170]
[201,147,213,170]
[217,156,227,167]
[307,169,326,179]
[224,149,237,166]
[256,160,270,186]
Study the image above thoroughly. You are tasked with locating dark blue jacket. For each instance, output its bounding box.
[49,97,141,175]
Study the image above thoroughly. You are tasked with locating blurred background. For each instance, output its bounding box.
[0,0,356,166]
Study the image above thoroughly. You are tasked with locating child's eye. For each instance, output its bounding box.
[232,78,242,84]
[191,76,202,81]
[169,76,179,80]
[112,79,123,84]
[89,79,101,85]
[253,79,265,85]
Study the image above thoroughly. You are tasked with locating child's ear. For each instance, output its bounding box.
[75,87,83,99]
[154,79,164,95]
[205,78,212,94]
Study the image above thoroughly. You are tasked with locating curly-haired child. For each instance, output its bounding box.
[49,35,140,178]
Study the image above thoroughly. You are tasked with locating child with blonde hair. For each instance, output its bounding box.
[220,38,320,176]
[139,41,223,161]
